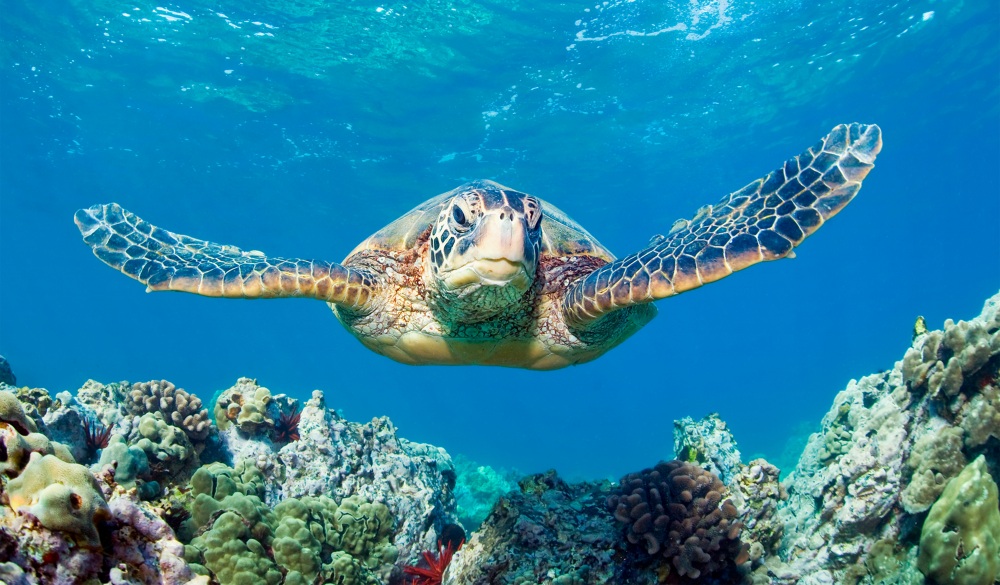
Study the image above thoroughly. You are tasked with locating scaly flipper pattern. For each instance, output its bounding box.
[75,203,379,311]
[561,123,882,329]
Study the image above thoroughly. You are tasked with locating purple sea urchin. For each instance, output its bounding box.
[274,404,301,443]
[82,417,111,453]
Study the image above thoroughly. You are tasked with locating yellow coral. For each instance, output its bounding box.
[0,389,37,434]
[6,452,110,545]
[918,455,1000,585]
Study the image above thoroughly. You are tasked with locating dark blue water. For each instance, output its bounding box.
[2,0,998,480]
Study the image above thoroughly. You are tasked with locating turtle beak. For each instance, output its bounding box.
[472,210,534,286]
[441,209,535,293]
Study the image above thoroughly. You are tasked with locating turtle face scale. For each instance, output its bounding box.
[427,183,542,322]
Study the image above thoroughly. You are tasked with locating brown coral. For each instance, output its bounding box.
[607,460,748,581]
[123,380,211,442]
[902,316,1000,409]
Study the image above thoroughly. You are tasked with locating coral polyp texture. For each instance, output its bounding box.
[124,378,212,442]
[918,454,1000,585]
[1,290,998,584]
[213,377,276,435]
[607,460,748,581]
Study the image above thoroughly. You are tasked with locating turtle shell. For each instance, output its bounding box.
[345,181,616,262]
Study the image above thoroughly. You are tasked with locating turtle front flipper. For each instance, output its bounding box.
[562,123,882,329]
[75,203,379,312]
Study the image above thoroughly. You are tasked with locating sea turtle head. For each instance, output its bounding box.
[427,181,542,321]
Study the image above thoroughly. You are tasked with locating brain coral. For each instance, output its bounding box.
[607,460,748,581]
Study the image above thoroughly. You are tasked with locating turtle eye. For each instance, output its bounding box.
[452,205,466,226]
[524,197,542,230]
[450,203,473,232]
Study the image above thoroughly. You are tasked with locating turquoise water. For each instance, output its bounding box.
[1,0,997,480]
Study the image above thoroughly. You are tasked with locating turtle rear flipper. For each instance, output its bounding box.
[75,203,378,311]
[562,123,882,329]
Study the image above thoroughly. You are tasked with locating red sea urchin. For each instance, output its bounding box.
[404,539,463,585]
[273,403,302,443]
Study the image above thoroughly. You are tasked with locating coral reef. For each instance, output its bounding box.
[0,388,37,434]
[764,292,1000,584]
[178,460,398,584]
[445,291,1000,584]
[257,388,459,565]
[730,459,787,564]
[899,425,966,513]
[2,290,997,584]
[0,368,457,583]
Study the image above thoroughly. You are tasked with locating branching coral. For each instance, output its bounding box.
[607,460,748,581]
[123,379,212,442]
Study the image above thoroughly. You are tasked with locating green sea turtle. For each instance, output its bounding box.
[76,123,881,370]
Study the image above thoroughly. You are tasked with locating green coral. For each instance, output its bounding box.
[190,460,265,500]
[124,379,212,442]
[131,411,198,482]
[327,551,381,585]
[271,496,340,582]
[179,460,397,585]
[96,435,159,500]
[917,455,1000,585]
[331,496,398,568]
[192,510,283,585]
[181,462,270,542]
[6,452,111,545]
[818,402,854,465]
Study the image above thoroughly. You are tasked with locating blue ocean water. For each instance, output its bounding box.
[0,0,997,481]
